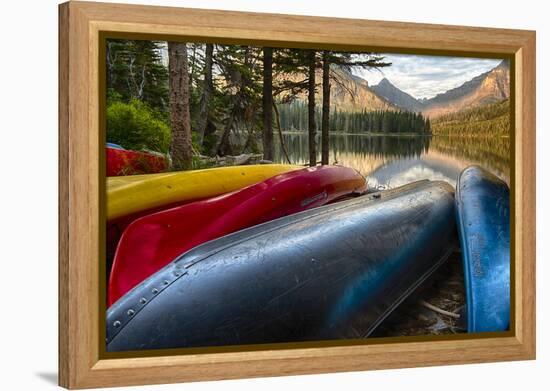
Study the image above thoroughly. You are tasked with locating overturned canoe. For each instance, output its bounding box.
[107,180,456,352]
[108,165,367,306]
[107,164,301,221]
[456,166,510,333]
[106,146,168,177]
[106,142,124,150]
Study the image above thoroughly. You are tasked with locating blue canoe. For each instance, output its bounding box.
[106,142,124,150]
[107,180,456,352]
[456,166,510,332]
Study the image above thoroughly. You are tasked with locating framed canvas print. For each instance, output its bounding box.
[58,1,536,389]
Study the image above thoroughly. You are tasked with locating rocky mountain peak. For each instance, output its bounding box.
[421,61,510,118]
[371,77,424,112]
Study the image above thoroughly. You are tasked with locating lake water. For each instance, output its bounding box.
[273,133,510,189]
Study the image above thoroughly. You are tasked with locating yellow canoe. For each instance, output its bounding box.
[107,164,302,221]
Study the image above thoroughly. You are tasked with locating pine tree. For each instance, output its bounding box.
[106,39,168,113]
[196,43,214,147]
[168,42,193,170]
[321,51,331,165]
[262,47,274,161]
[214,45,263,156]
[307,50,317,166]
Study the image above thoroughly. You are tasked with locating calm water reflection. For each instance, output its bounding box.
[274,133,510,188]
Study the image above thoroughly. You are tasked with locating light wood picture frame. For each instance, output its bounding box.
[58,1,536,388]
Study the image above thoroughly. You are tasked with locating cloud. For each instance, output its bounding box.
[353,54,502,99]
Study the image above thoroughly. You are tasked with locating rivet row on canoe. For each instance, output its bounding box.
[109,266,192,340]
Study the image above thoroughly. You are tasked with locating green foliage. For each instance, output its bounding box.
[277,101,430,134]
[105,39,396,158]
[191,155,216,170]
[211,45,266,156]
[106,89,124,106]
[272,50,390,102]
[106,99,171,153]
[431,99,510,137]
[106,39,169,114]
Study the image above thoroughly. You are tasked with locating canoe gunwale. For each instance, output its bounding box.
[361,246,455,338]
[455,167,475,332]
[106,164,303,221]
[167,180,441,272]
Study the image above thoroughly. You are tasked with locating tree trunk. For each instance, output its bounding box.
[273,101,291,164]
[197,43,214,147]
[262,47,274,161]
[190,44,197,77]
[106,42,114,88]
[168,42,193,170]
[321,51,331,165]
[216,106,237,157]
[307,50,317,167]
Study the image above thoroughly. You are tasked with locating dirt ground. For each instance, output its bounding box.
[372,248,467,337]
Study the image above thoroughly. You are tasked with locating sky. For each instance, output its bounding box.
[157,44,501,100]
[352,54,502,100]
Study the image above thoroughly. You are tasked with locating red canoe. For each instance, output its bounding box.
[106,146,168,176]
[107,201,185,267]
[108,165,367,306]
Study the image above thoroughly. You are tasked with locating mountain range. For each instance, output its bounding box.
[419,60,510,117]
[279,66,399,112]
[370,60,509,117]
[279,59,509,119]
[370,77,426,113]
[324,60,509,118]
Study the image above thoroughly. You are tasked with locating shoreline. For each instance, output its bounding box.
[279,131,431,137]
[277,131,508,138]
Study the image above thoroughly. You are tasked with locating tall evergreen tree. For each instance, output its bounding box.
[317,51,390,162]
[196,43,214,147]
[307,50,317,166]
[106,39,168,113]
[321,51,331,165]
[168,42,193,170]
[214,45,263,156]
[262,47,274,161]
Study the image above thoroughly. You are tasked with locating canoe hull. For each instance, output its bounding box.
[107,180,456,351]
[107,164,301,221]
[106,142,124,150]
[106,147,168,176]
[456,166,510,333]
[105,165,303,272]
[108,165,367,305]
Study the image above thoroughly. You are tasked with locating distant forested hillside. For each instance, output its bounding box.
[430,99,510,137]
[278,101,431,134]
